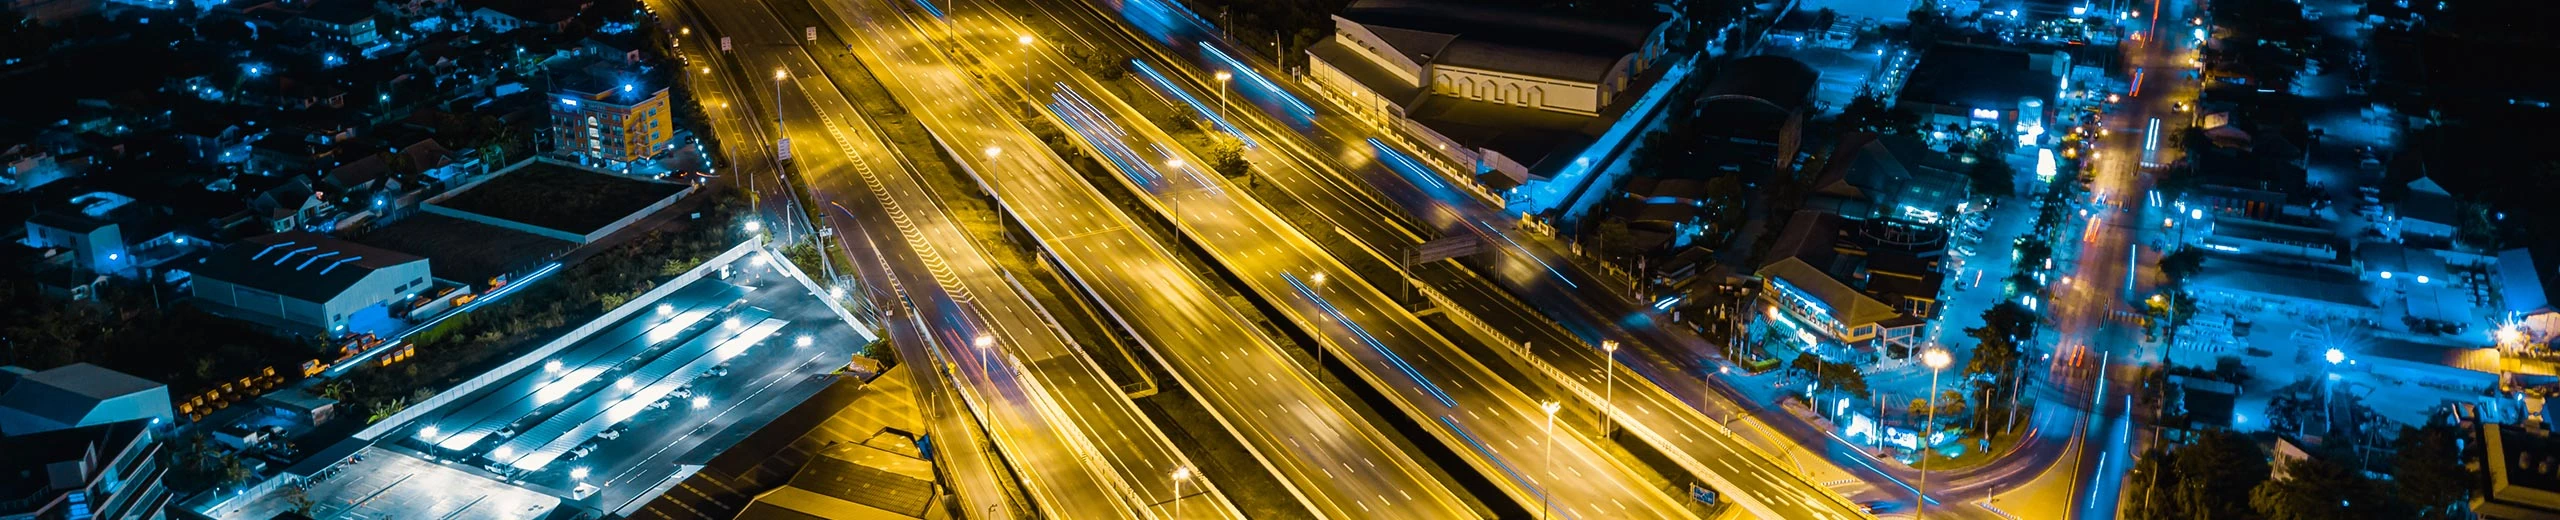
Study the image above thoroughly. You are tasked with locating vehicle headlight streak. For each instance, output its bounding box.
[1282,273,1457,408]
[1048,92,1159,190]
[1197,43,1315,120]
[1131,60,1257,148]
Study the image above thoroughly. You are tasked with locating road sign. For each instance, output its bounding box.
[720,37,731,51]
[805,27,817,41]
[1405,234,1486,266]
[1689,483,1719,505]
[777,138,793,161]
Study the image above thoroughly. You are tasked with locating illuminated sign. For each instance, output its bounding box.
[1970,108,2002,119]
[1769,277,1834,317]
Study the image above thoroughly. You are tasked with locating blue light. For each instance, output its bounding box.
[561,98,580,107]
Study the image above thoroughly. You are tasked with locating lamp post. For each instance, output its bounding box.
[1167,158,1187,222]
[1539,400,1561,520]
[1600,340,1619,435]
[974,334,996,375]
[1171,466,1193,518]
[2324,347,2344,435]
[1919,347,1952,520]
[1310,272,1330,370]
[1213,71,1232,126]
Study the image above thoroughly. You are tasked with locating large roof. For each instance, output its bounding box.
[1340,0,1667,83]
[1759,257,1905,327]
[1701,55,1820,111]
[1898,43,2062,110]
[186,232,428,304]
[0,364,163,436]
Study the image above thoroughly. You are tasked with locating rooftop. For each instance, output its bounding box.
[0,364,166,436]
[1897,43,2064,111]
[0,420,149,502]
[185,231,429,304]
[1339,0,1668,83]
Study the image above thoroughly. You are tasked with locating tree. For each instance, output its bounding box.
[2159,247,2207,286]
[2391,423,2473,517]
[1791,354,1871,400]
[1206,136,1250,180]
[1966,147,2016,198]
[2175,430,2272,519]
[2251,456,2374,520]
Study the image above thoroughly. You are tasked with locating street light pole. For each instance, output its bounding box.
[1539,401,1561,520]
[974,334,996,375]
[1171,466,1193,518]
[1214,71,1232,127]
[1601,340,1619,435]
[1920,347,1952,520]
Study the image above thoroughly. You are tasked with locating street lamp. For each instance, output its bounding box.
[1170,466,1193,518]
[1539,400,1561,520]
[974,334,996,373]
[1919,347,1953,520]
[1017,34,1034,46]
[1213,71,1233,124]
[1167,158,1188,222]
[1600,340,1619,435]
[983,146,1003,159]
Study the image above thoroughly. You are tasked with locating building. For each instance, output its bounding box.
[294,1,380,48]
[1754,211,1946,360]
[1693,55,1819,177]
[1,144,71,193]
[2400,176,2460,242]
[1305,0,1675,184]
[2476,424,2560,519]
[0,364,175,436]
[21,191,205,279]
[1895,43,2069,147]
[185,232,433,335]
[550,60,673,169]
[1807,132,1973,221]
[0,420,171,520]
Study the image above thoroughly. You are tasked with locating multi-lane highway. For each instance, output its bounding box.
[807,0,1483,517]
[964,0,1884,517]
[882,1,1721,518]
[660,0,1241,516]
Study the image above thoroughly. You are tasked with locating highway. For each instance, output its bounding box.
[972,0,1883,517]
[807,0,1481,517]
[878,1,1720,518]
[661,0,1238,516]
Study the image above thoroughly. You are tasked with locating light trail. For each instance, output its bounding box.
[1283,273,1458,408]
[1130,59,1257,147]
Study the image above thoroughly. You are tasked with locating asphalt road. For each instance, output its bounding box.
[2046,2,2210,518]
[662,0,1235,516]
[895,1,1721,518]
[980,1,1882,518]
[808,0,1479,516]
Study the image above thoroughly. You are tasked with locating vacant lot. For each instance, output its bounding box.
[437,162,688,235]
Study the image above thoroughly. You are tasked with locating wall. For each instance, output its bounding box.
[1432,65,1601,115]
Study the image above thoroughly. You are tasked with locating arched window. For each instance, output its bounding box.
[1526,86,1545,108]
[1501,83,1519,104]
